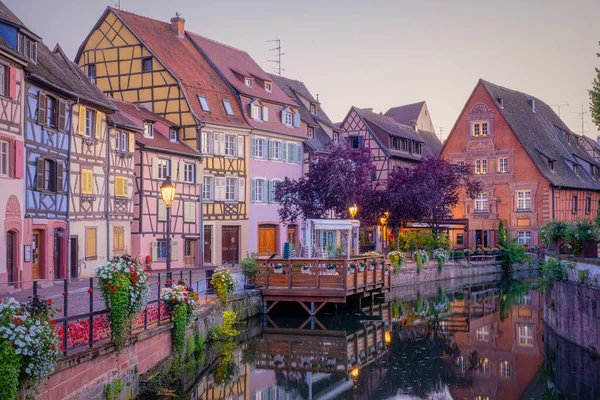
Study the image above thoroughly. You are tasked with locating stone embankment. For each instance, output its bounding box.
[36,290,261,400]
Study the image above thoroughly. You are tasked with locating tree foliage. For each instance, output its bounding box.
[274,145,379,224]
[590,41,600,130]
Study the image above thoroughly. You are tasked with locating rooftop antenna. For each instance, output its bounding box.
[110,0,121,9]
[267,38,285,76]
[574,105,587,135]
[435,126,444,141]
[551,103,569,117]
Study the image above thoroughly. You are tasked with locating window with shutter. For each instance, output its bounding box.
[35,157,44,190]
[203,176,213,200]
[171,241,179,261]
[267,180,273,203]
[296,144,302,164]
[56,162,64,193]
[37,92,46,126]
[287,143,294,163]
[81,169,93,195]
[184,201,196,222]
[263,106,268,121]
[158,200,167,221]
[8,66,17,100]
[0,140,9,177]
[85,227,97,259]
[95,112,102,139]
[238,177,245,202]
[237,136,244,157]
[77,105,86,135]
[113,226,125,256]
[128,132,135,153]
[267,140,273,159]
[58,101,66,131]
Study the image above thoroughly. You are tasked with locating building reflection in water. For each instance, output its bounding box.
[186,280,546,400]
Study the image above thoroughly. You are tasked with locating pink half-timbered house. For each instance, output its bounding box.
[0,36,27,286]
[113,99,203,270]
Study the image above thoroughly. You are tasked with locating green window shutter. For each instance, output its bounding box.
[263,106,268,121]
[293,113,301,128]
[251,138,257,157]
[287,143,294,163]
[281,109,286,124]
[267,180,273,203]
[250,179,256,202]
[297,144,302,164]
[268,140,273,160]
[282,142,287,162]
[263,180,268,203]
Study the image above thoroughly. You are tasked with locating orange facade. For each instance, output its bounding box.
[442,82,600,248]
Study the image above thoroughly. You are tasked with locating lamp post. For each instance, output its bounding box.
[348,204,358,256]
[160,176,176,282]
[380,213,388,253]
[348,204,358,219]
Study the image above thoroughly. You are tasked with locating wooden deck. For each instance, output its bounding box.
[255,256,391,314]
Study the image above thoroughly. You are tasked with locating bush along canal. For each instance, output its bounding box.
[140,269,599,400]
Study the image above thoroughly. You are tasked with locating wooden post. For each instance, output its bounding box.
[288,259,292,289]
[316,259,321,289]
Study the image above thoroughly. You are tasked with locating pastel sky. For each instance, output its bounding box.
[6,0,600,141]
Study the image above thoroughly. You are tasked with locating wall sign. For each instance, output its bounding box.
[24,245,31,263]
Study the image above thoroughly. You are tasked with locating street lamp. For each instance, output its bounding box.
[380,213,388,252]
[160,176,176,282]
[348,204,358,219]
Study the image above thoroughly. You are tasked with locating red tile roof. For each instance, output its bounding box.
[384,101,425,126]
[110,8,248,129]
[240,96,305,138]
[111,98,200,157]
[187,32,296,107]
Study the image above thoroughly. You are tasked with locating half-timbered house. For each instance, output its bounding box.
[270,74,343,167]
[112,99,203,270]
[187,32,305,256]
[339,107,430,182]
[442,79,600,248]
[384,101,442,157]
[75,8,250,266]
[0,18,27,286]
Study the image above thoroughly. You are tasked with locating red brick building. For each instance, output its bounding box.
[442,79,600,249]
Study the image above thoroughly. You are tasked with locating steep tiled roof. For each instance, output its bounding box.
[27,43,114,111]
[480,79,600,190]
[269,74,337,130]
[109,8,247,128]
[107,107,143,131]
[418,129,443,157]
[239,96,304,137]
[384,101,425,126]
[111,98,200,157]
[355,108,423,143]
[0,36,27,63]
[187,32,295,107]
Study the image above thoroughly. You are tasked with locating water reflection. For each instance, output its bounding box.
[183,277,595,400]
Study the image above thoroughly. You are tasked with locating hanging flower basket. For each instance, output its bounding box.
[273,264,284,274]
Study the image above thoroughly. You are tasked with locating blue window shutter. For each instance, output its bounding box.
[251,138,257,157]
[358,136,365,147]
[250,179,256,202]
[267,180,273,203]
[267,139,273,159]
[282,141,288,162]
[263,180,269,202]
[293,113,301,128]
[297,144,302,164]
[281,109,286,124]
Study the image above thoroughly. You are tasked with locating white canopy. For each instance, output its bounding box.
[304,219,361,259]
[308,219,360,231]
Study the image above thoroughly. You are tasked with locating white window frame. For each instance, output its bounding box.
[254,178,265,203]
[224,135,236,156]
[255,138,265,158]
[517,231,532,246]
[225,177,237,201]
[158,159,170,180]
[85,109,95,138]
[0,140,9,177]
[284,112,293,126]
[203,176,213,201]
[456,161,465,166]
[516,190,531,211]
[265,82,272,92]
[156,240,168,260]
[272,141,281,160]
[184,163,195,184]
[475,159,487,174]
[500,361,511,378]
[310,103,317,114]
[198,95,210,112]
[245,77,253,87]
[253,105,262,121]
[308,127,315,138]
[144,123,154,138]
[518,324,533,346]
[202,132,213,154]
[475,193,488,213]
[499,157,509,173]
[472,121,489,137]
[0,65,5,97]
[476,325,490,341]
[170,129,178,142]
[115,131,128,152]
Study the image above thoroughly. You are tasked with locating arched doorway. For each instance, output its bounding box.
[6,231,15,283]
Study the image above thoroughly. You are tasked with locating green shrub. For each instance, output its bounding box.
[501,239,531,273]
[240,253,260,281]
[578,269,590,284]
[211,311,240,341]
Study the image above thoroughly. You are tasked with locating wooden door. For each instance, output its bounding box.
[32,230,41,279]
[185,239,197,266]
[70,237,78,278]
[258,224,277,255]
[204,226,212,263]
[6,231,14,283]
[221,226,239,264]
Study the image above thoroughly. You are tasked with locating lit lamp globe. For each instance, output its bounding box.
[348,204,358,219]
[160,177,176,208]
[350,366,359,378]
[385,330,391,344]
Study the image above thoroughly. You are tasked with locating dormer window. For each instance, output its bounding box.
[333,132,339,142]
[284,111,293,126]
[250,99,268,122]
[170,129,178,142]
[245,77,253,88]
[265,82,272,92]
[222,99,234,116]
[144,123,154,138]
[198,95,210,112]
[310,103,317,114]
[308,127,315,138]
[548,159,554,171]
[17,32,37,62]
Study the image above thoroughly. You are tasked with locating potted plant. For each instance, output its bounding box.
[370,260,377,270]
[484,248,493,255]
[464,248,473,262]
[326,264,337,275]
[298,264,311,274]
[240,253,260,288]
[348,262,357,274]
[414,249,429,272]
[432,248,448,272]
[273,263,284,274]
[358,262,366,272]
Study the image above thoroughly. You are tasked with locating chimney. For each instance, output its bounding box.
[497,97,503,107]
[527,99,536,113]
[171,12,185,38]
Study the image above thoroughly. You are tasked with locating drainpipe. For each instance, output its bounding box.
[552,186,556,220]
[66,98,78,280]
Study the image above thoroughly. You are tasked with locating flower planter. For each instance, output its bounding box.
[301,268,311,275]
[348,269,355,275]
[582,239,598,258]
[273,268,283,274]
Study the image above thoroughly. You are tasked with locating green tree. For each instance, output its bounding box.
[589,41,600,129]
[498,220,507,247]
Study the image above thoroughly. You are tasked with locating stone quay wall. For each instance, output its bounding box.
[544,280,600,355]
[36,290,262,400]
[390,260,535,288]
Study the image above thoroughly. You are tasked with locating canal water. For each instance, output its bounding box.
[175,273,600,399]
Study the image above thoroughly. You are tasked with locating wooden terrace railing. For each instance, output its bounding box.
[255,256,391,302]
